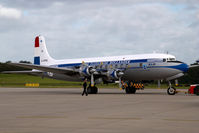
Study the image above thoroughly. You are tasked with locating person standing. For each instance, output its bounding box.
[82,79,88,96]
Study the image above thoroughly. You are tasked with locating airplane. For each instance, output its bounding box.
[2,35,191,95]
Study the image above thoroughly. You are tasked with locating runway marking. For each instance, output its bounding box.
[17,116,67,119]
[163,119,199,122]
[89,117,142,120]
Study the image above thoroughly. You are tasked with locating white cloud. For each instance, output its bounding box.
[0,4,21,19]
[0,1,199,64]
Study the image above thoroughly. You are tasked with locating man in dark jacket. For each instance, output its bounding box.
[82,79,88,96]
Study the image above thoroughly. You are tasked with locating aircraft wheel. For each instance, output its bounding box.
[125,87,130,94]
[167,87,176,95]
[125,87,136,94]
[87,86,98,94]
[131,87,136,94]
[93,86,98,94]
[87,86,91,94]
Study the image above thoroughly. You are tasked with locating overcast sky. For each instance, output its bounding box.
[0,0,199,64]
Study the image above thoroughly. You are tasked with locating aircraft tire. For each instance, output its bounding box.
[167,87,176,95]
[87,86,91,94]
[93,86,98,94]
[87,86,98,94]
[125,87,136,94]
[125,87,130,94]
[131,87,136,94]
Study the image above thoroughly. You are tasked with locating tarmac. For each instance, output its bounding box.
[0,87,199,133]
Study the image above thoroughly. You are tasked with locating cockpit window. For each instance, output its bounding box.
[163,58,176,62]
[169,58,176,61]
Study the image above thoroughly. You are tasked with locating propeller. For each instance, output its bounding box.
[108,70,124,90]
[80,61,96,87]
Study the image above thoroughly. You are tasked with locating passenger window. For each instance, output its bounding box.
[121,64,124,68]
[163,59,166,62]
[105,65,108,69]
[115,64,118,68]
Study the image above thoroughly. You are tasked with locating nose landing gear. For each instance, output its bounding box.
[167,87,176,95]
[167,81,176,95]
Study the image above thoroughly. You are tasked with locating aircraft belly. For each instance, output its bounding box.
[124,68,181,80]
[50,73,82,82]
[33,73,82,82]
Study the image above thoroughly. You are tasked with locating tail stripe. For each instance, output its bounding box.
[35,36,39,47]
[34,57,40,65]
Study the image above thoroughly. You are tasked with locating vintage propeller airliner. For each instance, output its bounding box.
[3,35,190,95]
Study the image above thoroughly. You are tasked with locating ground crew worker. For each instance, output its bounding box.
[82,79,88,96]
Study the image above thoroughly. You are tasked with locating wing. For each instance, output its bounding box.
[189,65,199,68]
[166,73,184,81]
[1,70,43,74]
[2,63,79,76]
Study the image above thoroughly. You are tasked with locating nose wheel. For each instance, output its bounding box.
[167,81,176,95]
[167,87,176,95]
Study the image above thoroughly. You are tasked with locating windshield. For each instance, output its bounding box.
[163,58,176,62]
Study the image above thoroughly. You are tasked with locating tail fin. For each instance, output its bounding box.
[34,35,55,66]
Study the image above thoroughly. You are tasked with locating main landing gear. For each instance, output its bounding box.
[87,84,98,94]
[167,81,176,95]
[125,86,136,94]
[123,81,144,94]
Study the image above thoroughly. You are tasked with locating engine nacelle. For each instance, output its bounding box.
[107,70,124,79]
[79,67,96,76]
[95,78,103,84]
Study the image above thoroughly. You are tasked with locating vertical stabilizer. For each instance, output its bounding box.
[34,35,55,66]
